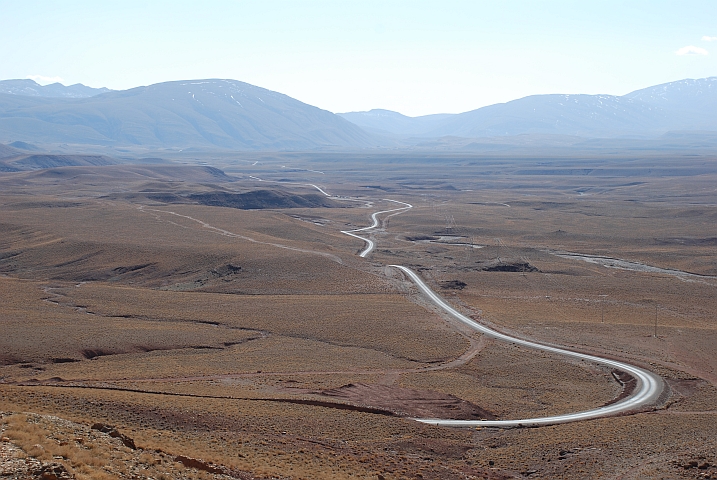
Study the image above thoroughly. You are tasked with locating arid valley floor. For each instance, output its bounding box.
[1,151,716,479]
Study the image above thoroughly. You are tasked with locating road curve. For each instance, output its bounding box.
[341,200,412,257]
[390,265,664,427]
[336,197,664,427]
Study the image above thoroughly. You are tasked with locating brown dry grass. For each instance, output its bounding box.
[0,196,387,294]
[399,340,622,418]
[2,156,717,479]
[0,411,224,479]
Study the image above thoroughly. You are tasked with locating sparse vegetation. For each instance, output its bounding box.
[1,153,716,478]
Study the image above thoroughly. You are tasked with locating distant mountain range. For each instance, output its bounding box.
[338,110,453,136]
[0,77,716,151]
[0,79,375,150]
[339,77,717,139]
[0,79,111,98]
[0,143,20,159]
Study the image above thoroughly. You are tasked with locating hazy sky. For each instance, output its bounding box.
[2,1,716,116]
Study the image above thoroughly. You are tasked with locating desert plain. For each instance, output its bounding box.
[1,151,716,479]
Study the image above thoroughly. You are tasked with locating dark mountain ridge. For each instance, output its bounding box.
[0,154,119,172]
[188,189,340,210]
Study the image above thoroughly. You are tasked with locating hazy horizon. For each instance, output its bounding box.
[4,74,717,120]
[2,1,716,116]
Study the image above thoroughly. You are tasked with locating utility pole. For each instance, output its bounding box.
[465,236,474,263]
[445,214,456,234]
[654,305,658,338]
[599,295,608,323]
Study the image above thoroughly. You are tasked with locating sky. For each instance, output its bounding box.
[1,1,716,116]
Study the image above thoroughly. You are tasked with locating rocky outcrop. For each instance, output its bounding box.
[90,423,136,449]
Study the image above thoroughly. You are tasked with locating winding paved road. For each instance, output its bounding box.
[341,197,664,427]
[390,265,664,427]
[341,199,412,257]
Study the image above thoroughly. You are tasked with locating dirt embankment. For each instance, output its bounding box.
[319,383,496,420]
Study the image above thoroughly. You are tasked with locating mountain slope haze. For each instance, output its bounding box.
[0,79,378,150]
[340,77,717,139]
[0,79,111,98]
